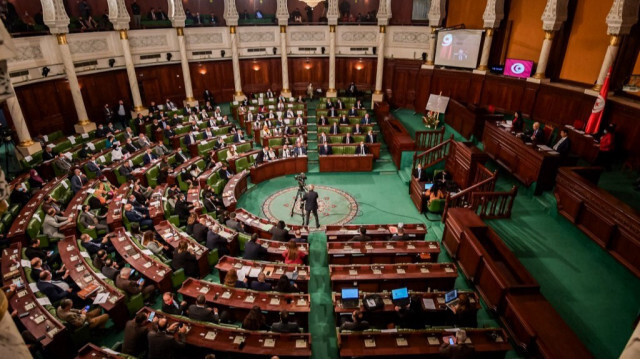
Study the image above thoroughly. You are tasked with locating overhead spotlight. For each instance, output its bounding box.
[421,52,427,62]
[372,47,377,55]
[41,66,50,77]
[166,53,173,61]
[273,47,277,55]
[321,47,325,54]
[221,50,225,58]
[108,58,116,68]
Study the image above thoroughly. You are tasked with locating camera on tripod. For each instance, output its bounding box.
[294,172,307,190]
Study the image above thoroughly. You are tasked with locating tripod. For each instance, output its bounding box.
[290,185,307,225]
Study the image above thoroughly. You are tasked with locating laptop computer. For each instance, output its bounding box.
[341,288,359,308]
[445,289,459,309]
[391,287,410,307]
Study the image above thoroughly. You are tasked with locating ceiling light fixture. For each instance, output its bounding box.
[301,0,324,8]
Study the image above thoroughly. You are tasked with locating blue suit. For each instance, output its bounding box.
[143,153,157,165]
[125,209,153,228]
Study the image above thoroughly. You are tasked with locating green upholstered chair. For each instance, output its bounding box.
[238,232,251,251]
[332,146,344,155]
[427,198,445,214]
[207,249,219,266]
[235,157,250,172]
[330,136,343,144]
[146,166,160,188]
[343,146,356,155]
[171,268,186,289]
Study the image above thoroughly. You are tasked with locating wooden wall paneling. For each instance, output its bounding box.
[78,70,132,125]
[429,69,472,103]
[335,57,376,91]
[288,58,328,95]
[239,58,282,96]
[413,68,434,114]
[382,59,396,101]
[389,0,416,25]
[531,84,591,128]
[469,73,485,105]
[521,82,540,116]
[136,64,184,106]
[386,59,421,109]
[606,100,640,156]
[189,61,235,104]
[15,79,76,136]
[479,75,527,112]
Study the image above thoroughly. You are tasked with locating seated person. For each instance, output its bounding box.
[56,298,109,329]
[413,163,429,182]
[349,226,371,242]
[141,231,169,257]
[451,293,477,328]
[25,239,60,266]
[511,111,524,132]
[274,274,299,293]
[339,310,370,331]
[124,203,153,228]
[528,121,544,143]
[101,258,120,280]
[271,310,301,333]
[394,295,425,329]
[242,305,267,330]
[553,128,571,157]
[225,212,245,233]
[37,270,75,303]
[206,224,229,256]
[80,233,114,256]
[161,292,187,315]
[187,294,219,323]
[9,183,30,207]
[319,141,332,155]
[356,141,367,155]
[282,240,306,265]
[43,208,71,240]
[269,220,289,241]
[439,329,475,358]
[223,268,248,288]
[243,234,267,260]
[147,318,188,359]
[115,267,155,300]
[389,227,409,241]
[122,312,151,357]
[249,272,272,291]
[172,240,199,277]
[424,182,446,204]
[79,205,108,233]
[291,229,306,243]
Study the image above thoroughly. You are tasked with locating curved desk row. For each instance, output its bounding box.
[249,157,308,184]
[319,154,374,172]
[215,256,310,293]
[222,170,249,211]
[327,240,440,264]
[325,223,427,241]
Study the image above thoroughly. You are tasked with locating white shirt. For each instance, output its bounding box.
[553,136,567,151]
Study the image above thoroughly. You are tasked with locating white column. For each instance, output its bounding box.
[230,26,245,101]
[118,29,147,116]
[594,35,621,90]
[372,25,385,104]
[280,25,291,97]
[56,34,96,133]
[176,27,197,106]
[327,25,337,98]
[477,29,493,71]
[9,95,42,156]
[426,27,437,66]
[532,31,554,80]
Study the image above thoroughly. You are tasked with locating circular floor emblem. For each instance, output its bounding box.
[262,185,358,229]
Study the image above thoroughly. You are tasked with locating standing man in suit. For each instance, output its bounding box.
[413,163,428,182]
[116,100,128,130]
[361,114,372,125]
[121,312,150,357]
[203,89,214,104]
[343,133,354,144]
[71,168,88,193]
[329,122,340,135]
[103,104,114,124]
[328,107,337,117]
[348,105,358,117]
[302,185,320,228]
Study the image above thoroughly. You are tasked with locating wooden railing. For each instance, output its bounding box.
[470,186,518,219]
[415,127,445,151]
[442,164,498,220]
[412,136,454,170]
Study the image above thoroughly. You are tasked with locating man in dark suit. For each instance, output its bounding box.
[174,148,189,165]
[147,318,187,359]
[325,99,333,109]
[243,234,267,260]
[124,203,153,228]
[361,114,372,125]
[530,122,544,143]
[343,133,354,144]
[348,106,358,117]
[349,226,371,242]
[219,165,233,181]
[121,312,150,357]
[318,116,329,126]
[293,143,306,156]
[335,99,344,109]
[439,330,475,359]
[250,272,272,291]
[413,163,428,182]
[203,89,214,104]
[271,311,301,333]
[142,149,157,165]
[188,294,219,322]
[552,128,571,157]
[233,130,245,143]
[356,142,367,155]
[389,227,410,241]
[319,141,332,155]
[302,185,320,227]
[174,194,194,224]
[164,125,176,139]
[366,130,376,143]
[269,221,289,241]
[43,146,57,161]
[119,161,135,182]
[125,138,139,153]
[161,292,187,315]
[184,131,197,146]
[256,147,271,164]
[206,225,229,256]
[70,168,88,193]
[353,123,363,135]
[339,115,349,125]
[37,270,73,303]
[329,122,340,135]
[328,107,337,117]
[192,217,209,243]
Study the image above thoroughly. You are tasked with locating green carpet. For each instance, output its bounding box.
[598,167,640,212]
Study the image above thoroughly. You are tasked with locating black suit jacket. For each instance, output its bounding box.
[243,241,267,260]
[555,137,571,156]
[319,145,332,155]
[192,223,208,243]
[270,227,289,242]
[122,320,149,356]
[37,281,69,303]
[188,304,218,322]
[147,330,185,359]
[413,168,428,182]
[356,145,367,155]
[303,190,318,211]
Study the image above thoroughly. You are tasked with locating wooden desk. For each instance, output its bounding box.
[235,208,310,240]
[444,99,494,140]
[60,179,99,236]
[7,177,65,244]
[200,213,240,256]
[109,228,172,292]
[131,160,160,187]
[482,121,559,194]
[138,307,312,358]
[324,224,427,241]
[215,256,309,292]
[2,243,68,351]
[338,328,510,358]
[197,163,222,187]
[58,236,128,327]
[555,167,640,277]
[155,221,210,277]
[102,148,145,185]
[329,263,457,292]
[167,157,202,186]
[256,238,309,262]
[222,170,249,211]
[319,154,374,172]
[378,115,416,169]
[565,126,599,163]
[186,186,202,213]
[249,157,308,184]
[442,208,592,358]
[76,343,124,359]
[106,183,130,230]
[178,278,311,329]
[333,290,480,328]
[327,241,439,264]
[326,143,381,160]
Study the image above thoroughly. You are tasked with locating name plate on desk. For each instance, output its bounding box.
[269,298,280,306]
[199,286,210,294]
[221,291,232,299]
[372,268,382,275]
[234,262,243,269]
[349,269,358,276]
[396,268,405,274]
[204,331,217,340]
[364,338,376,348]
[33,315,45,324]
[296,339,307,348]
[263,338,276,348]
[244,295,256,303]
[396,337,408,347]
[420,267,430,273]
[427,337,440,345]
[445,267,454,273]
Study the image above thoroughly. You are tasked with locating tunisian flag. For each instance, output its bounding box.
[585,68,611,134]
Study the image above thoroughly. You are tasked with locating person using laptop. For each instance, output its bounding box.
[339,309,370,332]
[451,293,477,328]
[394,294,425,329]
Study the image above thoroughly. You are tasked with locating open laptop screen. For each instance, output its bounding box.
[342,288,359,300]
[445,290,458,303]
[392,287,409,301]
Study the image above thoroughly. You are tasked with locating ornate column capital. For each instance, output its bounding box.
[107,0,131,31]
[40,0,70,34]
[377,0,391,26]
[167,0,186,28]
[224,0,240,27]
[428,0,447,27]
[327,0,339,26]
[541,0,569,31]
[276,0,289,25]
[606,0,640,35]
[482,0,505,29]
